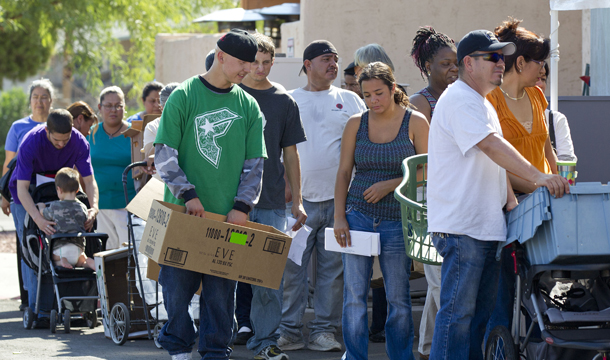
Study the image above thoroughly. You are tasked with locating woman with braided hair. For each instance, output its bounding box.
[409,26,458,124]
[408,26,457,360]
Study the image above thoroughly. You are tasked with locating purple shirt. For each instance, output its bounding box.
[9,125,93,204]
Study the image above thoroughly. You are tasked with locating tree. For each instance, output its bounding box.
[0,0,236,95]
[0,88,29,165]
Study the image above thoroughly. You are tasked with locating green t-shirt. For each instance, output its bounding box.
[155,76,267,215]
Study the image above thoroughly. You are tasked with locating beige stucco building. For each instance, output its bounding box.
[156,0,588,96]
[281,0,584,96]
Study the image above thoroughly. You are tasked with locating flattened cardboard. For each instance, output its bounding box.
[140,200,292,290]
[126,177,165,219]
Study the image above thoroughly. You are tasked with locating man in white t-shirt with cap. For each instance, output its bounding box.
[278,40,366,352]
[427,30,569,360]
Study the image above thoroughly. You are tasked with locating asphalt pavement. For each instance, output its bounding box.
[0,211,427,359]
[0,298,424,359]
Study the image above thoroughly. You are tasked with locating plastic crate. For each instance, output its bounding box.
[394,154,442,265]
[506,182,610,265]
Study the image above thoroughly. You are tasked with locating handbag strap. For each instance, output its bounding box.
[548,110,557,151]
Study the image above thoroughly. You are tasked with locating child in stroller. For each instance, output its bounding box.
[36,167,95,270]
[22,170,108,332]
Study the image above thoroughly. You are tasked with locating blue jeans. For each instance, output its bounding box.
[246,208,288,354]
[485,245,515,345]
[11,202,53,316]
[281,199,343,340]
[370,286,388,334]
[158,265,236,359]
[342,208,415,360]
[235,282,252,330]
[429,234,501,360]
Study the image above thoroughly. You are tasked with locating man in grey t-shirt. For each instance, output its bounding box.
[236,33,307,360]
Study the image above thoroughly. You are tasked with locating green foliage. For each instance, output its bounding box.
[0,88,29,165]
[0,16,54,83]
[0,0,237,96]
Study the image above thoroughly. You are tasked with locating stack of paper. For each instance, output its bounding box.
[324,228,380,256]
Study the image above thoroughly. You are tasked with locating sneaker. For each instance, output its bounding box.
[277,335,305,351]
[254,345,289,360]
[171,353,192,360]
[307,333,342,352]
[369,329,386,343]
[235,330,254,345]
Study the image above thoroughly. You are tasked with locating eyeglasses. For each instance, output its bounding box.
[102,103,124,111]
[468,53,505,63]
[529,59,545,67]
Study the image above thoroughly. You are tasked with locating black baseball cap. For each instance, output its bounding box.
[205,49,215,71]
[344,61,356,76]
[217,29,258,63]
[299,40,338,75]
[457,30,516,63]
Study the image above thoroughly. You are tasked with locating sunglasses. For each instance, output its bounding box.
[468,53,505,63]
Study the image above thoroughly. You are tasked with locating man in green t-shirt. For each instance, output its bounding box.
[154,29,267,360]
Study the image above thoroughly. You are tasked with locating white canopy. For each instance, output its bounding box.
[259,3,300,16]
[551,0,610,10]
[548,0,610,110]
[193,8,274,23]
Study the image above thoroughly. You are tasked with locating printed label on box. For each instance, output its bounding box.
[263,237,286,254]
[164,247,188,265]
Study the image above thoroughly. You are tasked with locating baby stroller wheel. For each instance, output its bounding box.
[485,325,517,360]
[50,310,57,333]
[110,302,130,345]
[153,322,164,349]
[64,309,71,333]
[86,311,98,329]
[23,307,34,330]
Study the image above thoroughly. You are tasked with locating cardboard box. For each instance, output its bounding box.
[139,200,292,290]
[123,114,158,183]
[126,177,165,219]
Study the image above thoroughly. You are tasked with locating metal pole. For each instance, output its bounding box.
[550,9,560,112]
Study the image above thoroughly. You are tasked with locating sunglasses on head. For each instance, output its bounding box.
[468,53,505,63]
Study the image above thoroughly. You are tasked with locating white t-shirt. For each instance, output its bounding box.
[427,80,507,241]
[544,109,577,162]
[143,118,161,181]
[289,86,366,202]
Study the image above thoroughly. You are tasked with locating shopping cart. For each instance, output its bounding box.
[106,161,161,346]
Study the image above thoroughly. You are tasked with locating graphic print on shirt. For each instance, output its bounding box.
[194,107,240,168]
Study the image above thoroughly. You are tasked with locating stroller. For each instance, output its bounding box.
[486,185,610,360]
[21,181,108,333]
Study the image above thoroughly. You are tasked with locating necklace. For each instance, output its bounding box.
[103,123,124,138]
[499,87,526,101]
[426,86,440,100]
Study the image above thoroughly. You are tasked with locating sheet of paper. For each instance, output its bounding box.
[324,228,380,257]
[285,217,311,266]
[36,174,55,187]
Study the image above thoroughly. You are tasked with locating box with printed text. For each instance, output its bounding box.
[139,200,292,289]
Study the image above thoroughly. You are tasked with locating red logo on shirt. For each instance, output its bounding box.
[336,103,343,109]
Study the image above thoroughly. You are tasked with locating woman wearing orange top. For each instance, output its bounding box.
[485,18,554,344]
[487,18,557,192]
